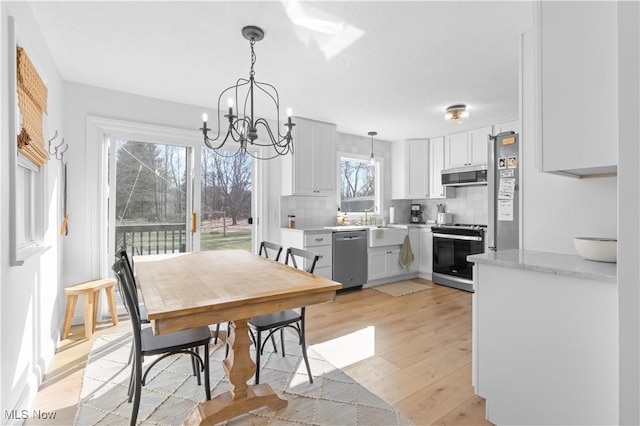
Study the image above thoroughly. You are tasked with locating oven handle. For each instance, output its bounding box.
[433,233,483,242]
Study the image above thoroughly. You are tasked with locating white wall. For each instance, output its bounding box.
[616,2,640,423]
[520,29,617,255]
[0,2,64,419]
[62,83,211,285]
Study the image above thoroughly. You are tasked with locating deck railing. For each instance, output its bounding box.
[116,223,186,259]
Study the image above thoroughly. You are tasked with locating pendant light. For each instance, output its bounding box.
[200,26,294,159]
[368,131,377,164]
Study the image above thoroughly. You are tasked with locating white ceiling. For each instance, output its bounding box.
[28,1,533,141]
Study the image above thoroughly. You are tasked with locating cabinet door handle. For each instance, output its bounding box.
[315,238,324,242]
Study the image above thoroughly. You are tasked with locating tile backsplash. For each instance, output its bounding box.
[391,186,488,225]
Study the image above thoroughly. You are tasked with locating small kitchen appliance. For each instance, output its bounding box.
[436,212,452,225]
[410,204,424,223]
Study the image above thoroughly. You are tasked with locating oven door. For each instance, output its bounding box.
[432,233,483,291]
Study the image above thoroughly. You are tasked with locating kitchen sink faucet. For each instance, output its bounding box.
[362,206,377,225]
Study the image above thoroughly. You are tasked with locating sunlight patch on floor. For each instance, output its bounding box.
[310,326,375,369]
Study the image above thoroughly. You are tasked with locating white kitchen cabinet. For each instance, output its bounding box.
[535,2,617,176]
[445,126,492,169]
[407,139,428,199]
[391,139,429,199]
[392,138,454,200]
[493,119,519,135]
[445,131,469,169]
[280,228,333,279]
[418,227,433,279]
[367,246,405,281]
[468,126,491,165]
[281,117,336,196]
[472,255,617,425]
[408,227,420,273]
[428,136,455,199]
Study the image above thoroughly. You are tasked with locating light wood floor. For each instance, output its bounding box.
[26,278,491,425]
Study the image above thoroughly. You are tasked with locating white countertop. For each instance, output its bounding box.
[468,249,617,283]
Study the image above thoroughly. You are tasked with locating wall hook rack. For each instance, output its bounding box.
[48,130,68,164]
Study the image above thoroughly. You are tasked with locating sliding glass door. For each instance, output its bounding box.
[109,137,256,261]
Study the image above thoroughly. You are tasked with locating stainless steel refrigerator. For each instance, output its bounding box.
[487,132,520,251]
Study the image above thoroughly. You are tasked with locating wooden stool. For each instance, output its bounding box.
[62,278,118,339]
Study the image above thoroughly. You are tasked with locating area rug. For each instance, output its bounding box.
[76,331,412,425]
[371,280,433,297]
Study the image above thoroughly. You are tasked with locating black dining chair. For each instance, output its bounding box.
[258,240,283,261]
[113,251,211,426]
[215,241,284,354]
[248,247,319,384]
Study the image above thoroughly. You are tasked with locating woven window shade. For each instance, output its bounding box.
[16,46,49,166]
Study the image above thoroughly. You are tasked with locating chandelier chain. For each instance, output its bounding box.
[249,38,256,78]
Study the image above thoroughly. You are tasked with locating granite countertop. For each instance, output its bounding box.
[468,249,617,284]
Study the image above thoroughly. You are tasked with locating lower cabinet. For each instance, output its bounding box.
[280,229,333,280]
[419,228,433,279]
[367,247,406,281]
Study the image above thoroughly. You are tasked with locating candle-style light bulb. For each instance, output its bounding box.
[202,112,208,123]
[227,98,234,116]
[286,108,292,123]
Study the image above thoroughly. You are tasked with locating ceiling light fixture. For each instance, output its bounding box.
[200,26,294,159]
[368,131,377,164]
[444,104,469,123]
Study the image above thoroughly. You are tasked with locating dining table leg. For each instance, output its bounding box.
[184,318,288,425]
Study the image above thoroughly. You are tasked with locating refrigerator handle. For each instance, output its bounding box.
[487,134,497,251]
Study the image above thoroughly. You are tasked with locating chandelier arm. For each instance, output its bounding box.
[205,126,236,150]
[253,118,291,148]
[253,80,287,138]
[254,120,293,158]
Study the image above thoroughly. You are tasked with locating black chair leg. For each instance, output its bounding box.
[300,319,313,384]
[280,328,285,357]
[255,329,262,385]
[213,323,220,344]
[130,357,142,426]
[204,343,211,400]
[193,348,202,385]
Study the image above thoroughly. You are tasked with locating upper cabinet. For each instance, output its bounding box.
[281,117,336,196]
[445,126,492,169]
[392,139,428,199]
[494,119,520,135]
[428,136,455,199]
[391,138,454,200]
[535,2,618,177]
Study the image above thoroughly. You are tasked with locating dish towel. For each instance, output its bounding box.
[376,228,384,239]
[399,234,414,269]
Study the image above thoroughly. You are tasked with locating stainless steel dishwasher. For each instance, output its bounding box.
[332,230,368,290]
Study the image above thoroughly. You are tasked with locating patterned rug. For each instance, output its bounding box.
[76,331,412,425]
[372,280,433,297]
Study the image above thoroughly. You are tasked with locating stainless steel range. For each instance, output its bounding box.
[431,224,486,292]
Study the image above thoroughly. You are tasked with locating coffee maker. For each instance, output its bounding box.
[410,204,424,223]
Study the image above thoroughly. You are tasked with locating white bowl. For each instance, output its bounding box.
[574,237,617,263]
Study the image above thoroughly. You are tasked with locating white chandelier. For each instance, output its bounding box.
[200,26,294,159]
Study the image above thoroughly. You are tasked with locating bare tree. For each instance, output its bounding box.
[212,154,252,225]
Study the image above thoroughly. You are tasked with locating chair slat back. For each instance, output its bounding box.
[259,241,283,262]
[112,255,142,344]
[285,247,320,274]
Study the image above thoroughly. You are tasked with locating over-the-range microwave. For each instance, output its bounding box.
[441,164,488,187]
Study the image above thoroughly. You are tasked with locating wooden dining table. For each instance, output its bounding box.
[134,249,341,425]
